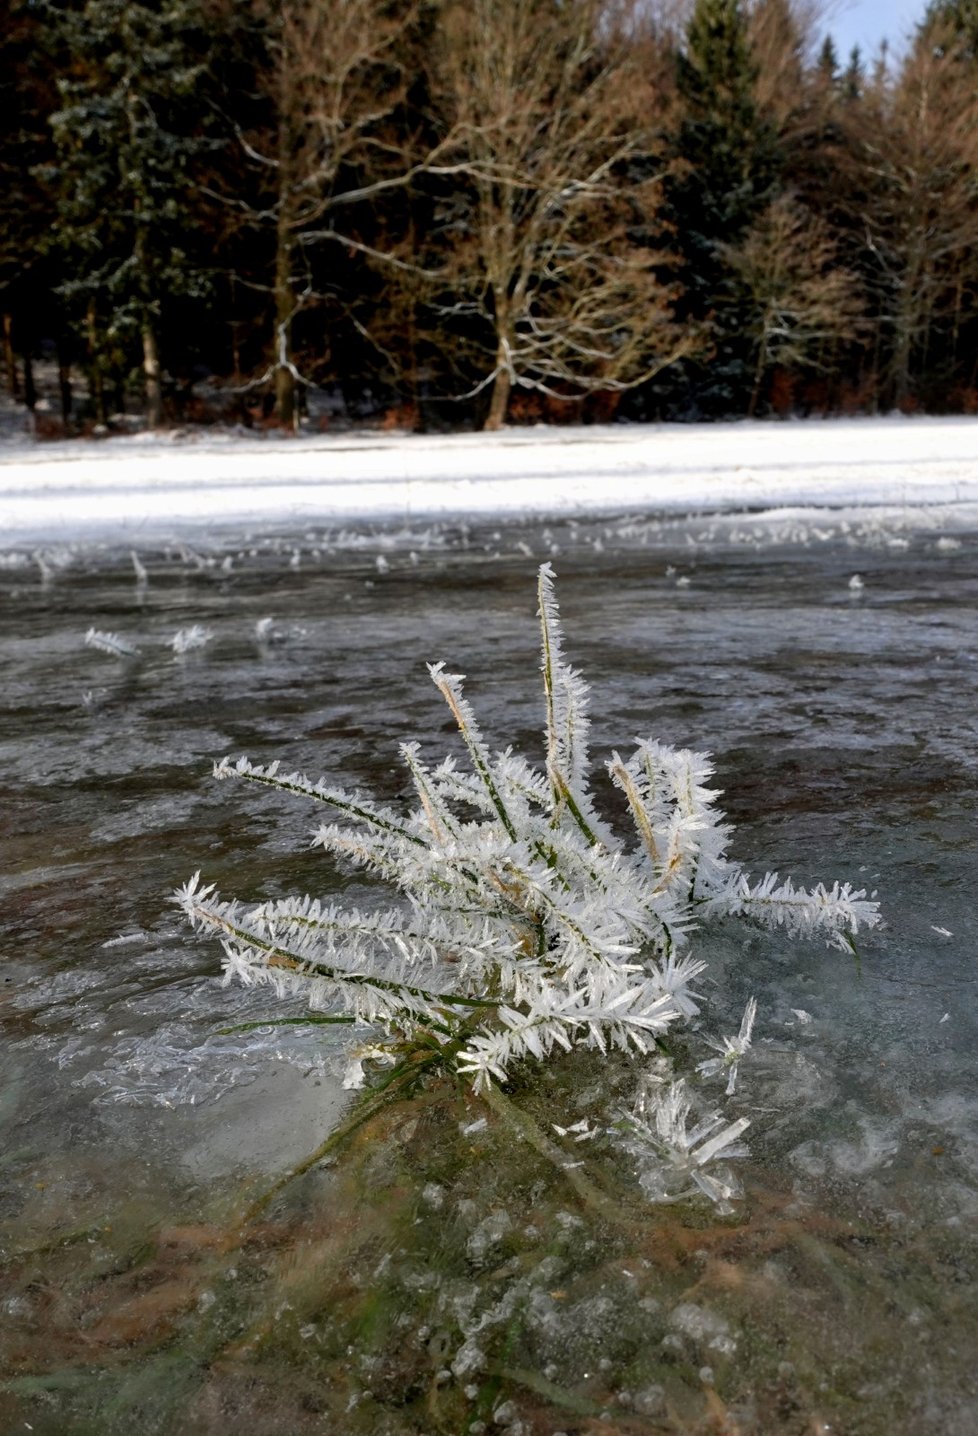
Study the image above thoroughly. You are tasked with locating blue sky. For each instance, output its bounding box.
[823,0,929,58]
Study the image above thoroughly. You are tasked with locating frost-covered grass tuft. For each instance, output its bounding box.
[178,565,880,1209]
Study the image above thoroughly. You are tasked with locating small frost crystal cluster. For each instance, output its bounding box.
[85,626,139,658]
[619,1077,752,1208]
[177,566,879,1208]
[170,624,213,655]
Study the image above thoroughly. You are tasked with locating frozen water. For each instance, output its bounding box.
[1,497,976,1431]
[2,510,976,1200]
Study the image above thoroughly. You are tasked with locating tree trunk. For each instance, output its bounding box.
[142,320,164,428]
[274,85,296,431]
[274,319,295,431]
[2,312,18,399]
[951,275,963,365]
[23,344,36,436]
[57,334,73,430]
[890,246,926,411]
[484,369,511,430]
[125,78,165,431]
[891,308,913,411]
[484,322,512,430]
[229,273,243,386]
[274,204,296,429]
[747,333,768,418]
[87,300,107,427]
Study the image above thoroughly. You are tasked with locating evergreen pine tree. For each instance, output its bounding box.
[842,46,864,102]
[817,34,839,86]
[656,0,781,417]
[0,0,59,416]
[924,0,978,52]
[41,0,216,427]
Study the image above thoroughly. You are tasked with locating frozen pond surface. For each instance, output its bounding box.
[1,505,976,1433]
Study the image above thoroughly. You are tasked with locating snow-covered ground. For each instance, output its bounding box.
[2,415,978,542]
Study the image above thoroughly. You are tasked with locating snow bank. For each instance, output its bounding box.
[2,416,977,543]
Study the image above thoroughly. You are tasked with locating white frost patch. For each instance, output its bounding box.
[451,1339,486,1380]
[669,1302,737,1357]
[790,1114,901,1179]
[466,1209,512,1263]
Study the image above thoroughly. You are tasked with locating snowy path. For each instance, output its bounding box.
[2,416,978,542]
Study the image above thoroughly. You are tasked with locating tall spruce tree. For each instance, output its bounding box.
[816,35,839,86]
[924,0,978,51]
[657,0,781,416]
[0,0,59,415]
[42,0,215,427]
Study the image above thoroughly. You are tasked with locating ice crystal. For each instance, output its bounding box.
[178,565,881,1208]
[618,1079,751,1212]
[342,1043,397,1091]
[170,624,213,655]
[85,626,139,658]
[552,1118,600,1142]
[697,997,757,1095]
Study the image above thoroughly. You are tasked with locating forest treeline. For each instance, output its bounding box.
[3,0,978,433]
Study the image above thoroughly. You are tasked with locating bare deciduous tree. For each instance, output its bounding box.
[853,12,978,404]
[722,191,863,413]
[211,0,422,425]
[424,0,693,429]
[748,0,807,129]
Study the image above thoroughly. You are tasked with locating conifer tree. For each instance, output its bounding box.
[816,34,838,87]
[657,0,781,416]
[924,0,978,52]
[841,45,864,102]
[0,0,57,412]
[41,0,215,427]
